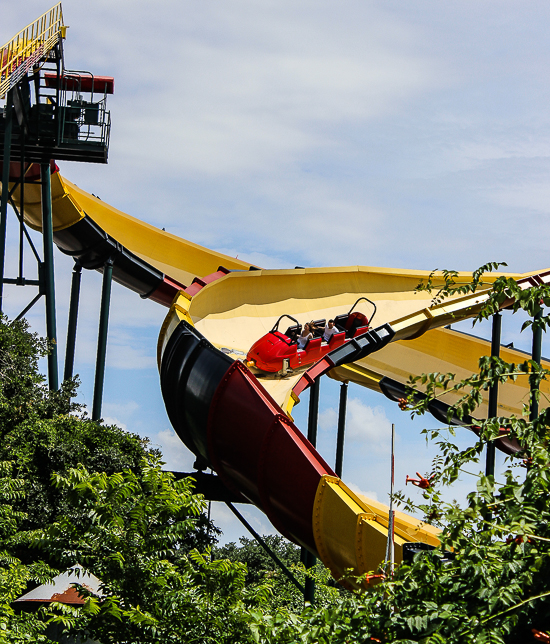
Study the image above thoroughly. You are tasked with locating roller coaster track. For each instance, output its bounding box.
[8,163,550,586]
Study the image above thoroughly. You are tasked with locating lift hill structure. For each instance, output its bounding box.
[0,3,113,402]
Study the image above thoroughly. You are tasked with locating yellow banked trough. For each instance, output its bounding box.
[13,169,550,583]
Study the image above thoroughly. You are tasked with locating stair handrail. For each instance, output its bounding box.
[0,2,65,98]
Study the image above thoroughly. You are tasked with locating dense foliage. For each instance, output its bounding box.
[0,317,157,533]
[30,464,269,643]
[2,264,550,642]
[0,316,248,642]
[215,535,341,612]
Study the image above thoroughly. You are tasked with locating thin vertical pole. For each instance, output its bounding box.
[41,162,58,391]
[0,91,14,313]
[302,377,320,604]
[307,378,320,447]
[64,261,82,382]
[384,423,395,573]
[485,313,501,477]
[390,423,395,570]
[335,382,348,478]
[92,258,113,421]
[530,309,543,422]
[18,127,25,281]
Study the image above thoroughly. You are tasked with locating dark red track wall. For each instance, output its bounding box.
[207,360,335,552]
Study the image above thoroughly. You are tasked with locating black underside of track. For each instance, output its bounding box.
[379,376,473,427]
[160,320,233,466]
[54,215,164,298]
[328,323,394,367]
[168,471,250,504]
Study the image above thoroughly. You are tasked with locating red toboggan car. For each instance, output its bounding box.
[246,298,377,374]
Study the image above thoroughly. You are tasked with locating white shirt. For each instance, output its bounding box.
[323,325,338,342]
[297,333,312,349]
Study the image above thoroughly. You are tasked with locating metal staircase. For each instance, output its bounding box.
[0,3,65,99]
[0,3,112,164]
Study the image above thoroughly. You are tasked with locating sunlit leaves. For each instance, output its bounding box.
[416,262,507,308]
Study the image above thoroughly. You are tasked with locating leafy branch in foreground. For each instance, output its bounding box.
[416,260,550,333]
[27,461,271,644]
[405,355,550,422]
[416,262,507,307]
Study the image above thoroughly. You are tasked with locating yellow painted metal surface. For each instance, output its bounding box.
[185,264,546,370]
[12,173,255,287]
[327,363,383,392]
[330,327,550,419]
[313,476,440,587]
[17,167,550,582]
[0,3,64,97]
[10,172,85,232]
[251,372,303,409]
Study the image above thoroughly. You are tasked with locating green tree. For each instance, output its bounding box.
[0,315,220,555]
[0,461,57,643]
[29,462,270,644]
[215,535,301,586]
[0,317,157,532]
[214,536,341,612]
[0,315,230,641]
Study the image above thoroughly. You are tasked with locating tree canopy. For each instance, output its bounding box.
[2,265,550,642]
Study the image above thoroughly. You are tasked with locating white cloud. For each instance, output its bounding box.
[153,428,196,472]
[347,399,391,445]
[319,407,338,433]
[489,179,550,215]
[102,416,127,431]
[320,397,391,452]
[214,248,293,270]
[91,402,140,432]
[347,482,379,503]
[64,1,435,179]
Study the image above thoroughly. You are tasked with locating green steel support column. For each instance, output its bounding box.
[18,120,26,282]
[0,91,14,314]
[41,163,58,391]
[307,378,320,446]
[302,377,321,604]
[530,309,543,422]
[485,313,501,478]
[64,261,82,382]
[92,259,114,422]
[335,382,348,478]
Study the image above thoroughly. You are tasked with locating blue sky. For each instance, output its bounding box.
[2,0,549,543]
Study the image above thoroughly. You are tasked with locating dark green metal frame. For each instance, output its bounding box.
[0,90,60,391]
[1,60,113,409]
[92,258,114,421]
[485,313,501,477]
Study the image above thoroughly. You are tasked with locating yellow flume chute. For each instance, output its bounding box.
[14,166,548,583]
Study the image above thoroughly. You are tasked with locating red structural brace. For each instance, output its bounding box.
[44,72,114,94]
